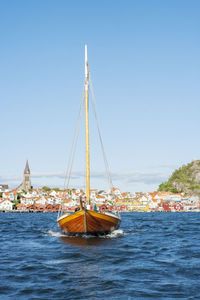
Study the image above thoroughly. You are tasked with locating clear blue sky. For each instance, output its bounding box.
[1,0,200,192]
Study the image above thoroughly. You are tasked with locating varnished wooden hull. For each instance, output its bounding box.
[57,210,121,235]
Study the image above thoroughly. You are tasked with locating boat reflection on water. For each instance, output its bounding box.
[60,235,110,247]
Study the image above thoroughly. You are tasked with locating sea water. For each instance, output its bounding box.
[0,212,200,299]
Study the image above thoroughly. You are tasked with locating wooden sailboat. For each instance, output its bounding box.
[57,45,121,235]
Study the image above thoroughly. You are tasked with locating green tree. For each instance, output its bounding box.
[13,200,20,209]
[17,193,22,200]
[42,186,51,192]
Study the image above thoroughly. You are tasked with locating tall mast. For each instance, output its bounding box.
[85,45,90,203]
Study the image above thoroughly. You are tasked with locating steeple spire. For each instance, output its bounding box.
[24,160,30,174]
[18,160,32,192]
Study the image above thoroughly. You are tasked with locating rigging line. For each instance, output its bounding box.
[58,86,85,216]
[64,86,85,190]
[89,75,113,191]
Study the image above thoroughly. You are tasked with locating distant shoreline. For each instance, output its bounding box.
[0,210,199,213]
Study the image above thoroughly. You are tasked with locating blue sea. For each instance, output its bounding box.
[0,212,200,299]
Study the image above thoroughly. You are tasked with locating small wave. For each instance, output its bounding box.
[46,259,71,265]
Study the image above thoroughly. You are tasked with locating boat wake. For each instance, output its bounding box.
[101,229,124,239]
[47,229,124,239]
[47,230,66,237]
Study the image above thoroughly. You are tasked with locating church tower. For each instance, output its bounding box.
[18,160,32,192]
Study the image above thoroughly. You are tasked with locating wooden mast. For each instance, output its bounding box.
[85,45,90,205]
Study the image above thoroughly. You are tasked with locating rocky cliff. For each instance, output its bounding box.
[158,160,200,195]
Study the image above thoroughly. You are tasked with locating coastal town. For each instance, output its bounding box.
[0,161,199,213]
[0,186,200,213]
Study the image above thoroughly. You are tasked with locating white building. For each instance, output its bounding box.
[0,199,13,211]
[0,185,9,193]
[21,197,34,205]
